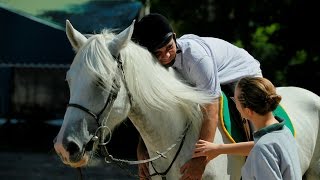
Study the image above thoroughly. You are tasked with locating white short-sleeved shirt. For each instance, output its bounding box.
[173,34,262,96]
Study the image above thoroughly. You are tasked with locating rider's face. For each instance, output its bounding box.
[153,38,177,66]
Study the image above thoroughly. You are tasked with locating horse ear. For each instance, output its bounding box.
[108,20,135,57]
[66,20,87,52]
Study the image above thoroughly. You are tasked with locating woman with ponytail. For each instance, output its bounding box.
[193,77,302,180]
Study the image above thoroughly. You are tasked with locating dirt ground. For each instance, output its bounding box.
[0,152,136,180]
[0,119,139,180]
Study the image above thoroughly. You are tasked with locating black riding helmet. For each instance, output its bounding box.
[133,13,174,52]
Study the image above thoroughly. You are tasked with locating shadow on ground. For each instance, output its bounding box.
[0,119,139,180]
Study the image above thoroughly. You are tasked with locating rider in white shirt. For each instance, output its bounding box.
[174,34,262,97]
[132,13,262,180]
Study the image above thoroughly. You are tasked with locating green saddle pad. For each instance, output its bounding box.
[220,91,295,143]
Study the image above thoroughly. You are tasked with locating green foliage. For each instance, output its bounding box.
[246,23,288,85]
[312,56,320,63]
[137,0,320,95]
[233,40,244,48]
[289,50,307,65]
[251,23,282,63]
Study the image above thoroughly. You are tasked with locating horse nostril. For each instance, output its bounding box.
[67,141,80,157]
[85,139,95,151]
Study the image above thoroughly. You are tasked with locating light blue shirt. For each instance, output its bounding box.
[173,34,262,96]
[241,117,302,180]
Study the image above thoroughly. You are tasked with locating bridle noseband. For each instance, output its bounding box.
[67,82,118,148]
[68,87,118,126]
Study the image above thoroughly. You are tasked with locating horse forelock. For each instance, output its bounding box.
[71,32,121,94]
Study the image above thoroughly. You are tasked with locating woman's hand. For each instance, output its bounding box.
[193,139,221,160]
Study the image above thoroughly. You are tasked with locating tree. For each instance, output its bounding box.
[141,0,319,95]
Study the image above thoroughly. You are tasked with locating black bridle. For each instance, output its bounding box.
[66,55,190,180]
[67,79,119,148]
[62,56,123,180]
[67,55,124,148]
[68,85,118,126]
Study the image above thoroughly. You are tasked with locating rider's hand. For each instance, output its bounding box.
[137,137,149,180]
[180,156,206,180]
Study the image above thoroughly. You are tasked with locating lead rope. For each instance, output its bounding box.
[149,123,188,180]
[99,122,191,179]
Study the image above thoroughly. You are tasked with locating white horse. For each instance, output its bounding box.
[54,20,320,179]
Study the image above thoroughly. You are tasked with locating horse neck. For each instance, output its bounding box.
[104,79,131,129]
[128,106,199,154]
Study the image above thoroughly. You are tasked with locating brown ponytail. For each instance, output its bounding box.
[236,77,281,115]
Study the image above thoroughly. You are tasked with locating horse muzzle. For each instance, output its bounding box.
[54,135,95,167]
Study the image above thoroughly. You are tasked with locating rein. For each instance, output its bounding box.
[67,55,191,179]
[102,121,191,180]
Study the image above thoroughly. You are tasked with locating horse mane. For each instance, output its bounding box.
[76,29,216,131]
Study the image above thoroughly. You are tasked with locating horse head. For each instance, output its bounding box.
[54,19,239,179]
[53,20,133,167]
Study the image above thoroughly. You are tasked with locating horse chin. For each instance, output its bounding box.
[68,153,90,168]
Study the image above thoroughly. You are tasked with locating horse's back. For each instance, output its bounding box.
[277,86,320,179]
[277,86,320,102]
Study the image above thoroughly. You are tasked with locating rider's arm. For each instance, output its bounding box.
[192,56,221,147]
[200,100,219,144]
[179,98,219,179]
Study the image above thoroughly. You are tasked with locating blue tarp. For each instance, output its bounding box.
[54,1,143,33]
[0,1,143,119]
[0,6,74,67]
[0,1,143,66]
